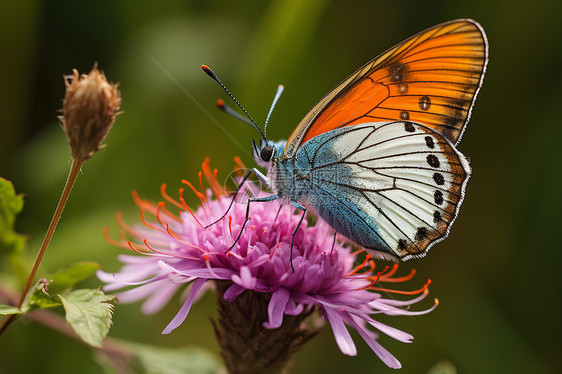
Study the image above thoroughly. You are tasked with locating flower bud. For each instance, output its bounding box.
[60,65,121,162]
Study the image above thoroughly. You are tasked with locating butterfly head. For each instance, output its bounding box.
[252,139,284,169]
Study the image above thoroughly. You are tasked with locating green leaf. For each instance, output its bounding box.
[47,261,101,295]
[0,177,26,254]
[25,279,62,312]
[23,262,102,313]
[131,345,221,374]
[57,289,115,347]
[0,305,22,315]
[96,341,222,374]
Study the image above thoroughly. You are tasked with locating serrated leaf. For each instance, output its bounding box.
[0,177,26,255]
[95,341,222,374]
[0,305,22,315]
[57,289,115,347]
[48,261,101,295]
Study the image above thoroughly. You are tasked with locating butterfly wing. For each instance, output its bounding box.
[283,19,488,159]
[293,121,470,260]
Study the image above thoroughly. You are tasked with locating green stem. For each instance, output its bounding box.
[0,157,83,336]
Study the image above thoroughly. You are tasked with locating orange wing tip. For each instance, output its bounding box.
[201,65,217,79]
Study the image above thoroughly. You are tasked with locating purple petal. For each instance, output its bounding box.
[96,270,117,283]
[347,318,401,369]
[141,281,180,314]
[108,274,171,289]
[162,278,206,334]
[284,299,304,316]
[263,288,290,329]
[97,269,170,291]
[323,307,357,356]
[157,260,233,279]
[375,289,429,307]
[116,280,171,305]
[117,254,164,263]
[374,299,438,316]
[231,266,256,290]
[223,283,246,302]
[369,319,413,343]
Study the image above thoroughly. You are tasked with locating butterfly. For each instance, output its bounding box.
[204,18,488,263]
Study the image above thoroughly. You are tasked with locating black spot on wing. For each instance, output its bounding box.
[388,63,409,83]
[425,136,435,149]
[404,122,415,132]
[434,190,444,205]
[419,96,431,111]
[397,83,408,94]
[426,154,440,168]
[415,227,428,241]
[433,210,442,223]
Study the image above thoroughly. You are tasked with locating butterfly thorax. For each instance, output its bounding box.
[250,138,310,204]
[274,156,312,204]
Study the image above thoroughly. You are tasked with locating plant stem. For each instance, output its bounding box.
[0,157,83,336]
[17,157,83,306]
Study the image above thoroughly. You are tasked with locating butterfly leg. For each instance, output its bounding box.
[228,193,280,252]
[289,201,307,273]
[273,204,283,224]
[205,168,271,229]
[331,232,337,252]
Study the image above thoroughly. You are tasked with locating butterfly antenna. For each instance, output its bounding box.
[264,84,284,140]
[216,99,256,128]
[202,65,267,141]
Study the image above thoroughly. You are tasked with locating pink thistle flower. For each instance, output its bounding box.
[98,158,438,370]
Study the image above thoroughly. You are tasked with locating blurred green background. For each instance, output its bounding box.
[1,0,561,373]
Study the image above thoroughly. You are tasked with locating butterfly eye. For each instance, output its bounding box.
[260,146,274,162]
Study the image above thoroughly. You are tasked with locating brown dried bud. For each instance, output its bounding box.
[60,65,121,162]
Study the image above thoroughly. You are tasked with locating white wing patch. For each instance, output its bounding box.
[299,121,470,260]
